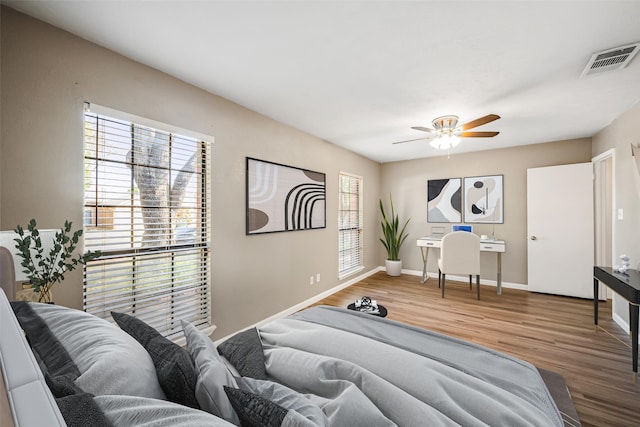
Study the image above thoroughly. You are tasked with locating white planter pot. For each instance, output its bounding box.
[385,259,402,276]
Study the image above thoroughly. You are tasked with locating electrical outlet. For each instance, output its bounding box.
[316,273,321,283]
[309,276,314,285]
[617,208,624,220]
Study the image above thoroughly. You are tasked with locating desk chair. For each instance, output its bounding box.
[0,246,16,301]
[437,232,481,299]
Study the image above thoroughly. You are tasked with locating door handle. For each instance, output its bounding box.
[530,236,537,240]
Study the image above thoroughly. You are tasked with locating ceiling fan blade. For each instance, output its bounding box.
[410,126,436,133]
[392,136,433,145]
[460,114,500,131]
[460,131,500,138]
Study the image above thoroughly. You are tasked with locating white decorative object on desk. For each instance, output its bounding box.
[615,254,631,274]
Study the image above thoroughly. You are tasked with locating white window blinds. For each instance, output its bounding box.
[83,106,211,339]
[338,172,363,278]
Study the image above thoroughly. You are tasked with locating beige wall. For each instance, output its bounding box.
[381,139,592,286]
[0,8,381,338]
[592,105,640,327]
[3,6,636,339]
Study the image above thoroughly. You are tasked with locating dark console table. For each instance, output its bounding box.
[593,266,640,382]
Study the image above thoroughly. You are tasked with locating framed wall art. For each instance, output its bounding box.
[427,178,462,223]
[246,158,326,234]
[463,175,504,223]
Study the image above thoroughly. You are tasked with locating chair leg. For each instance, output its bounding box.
[476,275,480,300]
[469,274,472,290]
[441,274,446,298]
[438,269,441,288]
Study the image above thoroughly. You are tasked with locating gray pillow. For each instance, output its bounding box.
[239,377,328,426]
[31,302,165,399]
[94,395,236,427]
[182,320,239,425]
[111,311,200,409]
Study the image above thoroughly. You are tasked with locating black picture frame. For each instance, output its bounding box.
[427,178,462,223]
[463,174,504,223]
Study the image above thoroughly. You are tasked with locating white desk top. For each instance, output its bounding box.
[418,235,505,244]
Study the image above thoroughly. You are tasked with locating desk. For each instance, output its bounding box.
[417,236,506,294]
[593,266,640,382]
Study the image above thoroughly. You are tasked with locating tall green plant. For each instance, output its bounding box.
[379,195,410,261]
[13,219,101,303]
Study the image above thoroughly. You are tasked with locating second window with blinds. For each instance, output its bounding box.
[83,105,211,340]
[338,172,364,279]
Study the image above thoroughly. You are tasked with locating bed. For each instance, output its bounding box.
[0,289,580,426]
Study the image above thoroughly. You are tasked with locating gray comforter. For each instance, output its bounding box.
[257,306,563,427]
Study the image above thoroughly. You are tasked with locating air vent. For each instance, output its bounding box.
[580,42,640,78]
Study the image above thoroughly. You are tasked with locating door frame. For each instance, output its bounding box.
[592,149,615,300]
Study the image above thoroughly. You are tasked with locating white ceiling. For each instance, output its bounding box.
[4,1,640,163]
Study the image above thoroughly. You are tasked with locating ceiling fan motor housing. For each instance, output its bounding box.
[432,115,460,136]
[432,115,459,130]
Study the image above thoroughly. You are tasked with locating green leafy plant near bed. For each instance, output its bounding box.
[13,218,101,303]
[379,195,410,261]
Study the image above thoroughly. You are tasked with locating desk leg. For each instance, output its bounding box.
[630,303,638,383]
[496,252,502,295]
[420,247,430,283]
[594,278,599,332]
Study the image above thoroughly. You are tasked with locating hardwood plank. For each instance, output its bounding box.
[308,272,640,427]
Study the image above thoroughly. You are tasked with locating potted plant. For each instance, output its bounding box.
[379,195,410,276]
[13,219,101,303]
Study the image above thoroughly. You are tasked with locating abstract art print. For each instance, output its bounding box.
[246,158,326,234]
[427,178,462,223]
[463,175,504,223]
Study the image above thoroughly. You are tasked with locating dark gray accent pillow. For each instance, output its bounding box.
[217,328,268,380]
[11,301,81,379]
[56,394,113,427]
[239,377,328,426]
[224,386,287,427]
[111,311,200,409]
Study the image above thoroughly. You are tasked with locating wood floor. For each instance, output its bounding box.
[309,272,639,427]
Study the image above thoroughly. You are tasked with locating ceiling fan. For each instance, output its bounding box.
[394,114,500,149]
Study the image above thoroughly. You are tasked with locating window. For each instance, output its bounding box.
[83,104,211,339]
[338,172,363,278]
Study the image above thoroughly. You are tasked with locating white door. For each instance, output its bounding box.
[527,163,594,298]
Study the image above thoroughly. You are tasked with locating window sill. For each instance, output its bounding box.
[339,266,365,281]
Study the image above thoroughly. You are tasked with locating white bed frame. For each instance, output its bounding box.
[0,289,65,426]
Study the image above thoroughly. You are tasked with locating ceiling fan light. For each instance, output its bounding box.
[430,134,461,150]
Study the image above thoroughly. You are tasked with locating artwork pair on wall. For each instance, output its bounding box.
[427,175,504,224]
[246,157,326,235]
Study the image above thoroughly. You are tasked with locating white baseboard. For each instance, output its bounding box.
[214,266,383,345]
[606,310,640,345]
[612,311,630,333]
[400,268,527,290]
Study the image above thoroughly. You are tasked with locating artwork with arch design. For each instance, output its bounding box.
[246,157,326,234]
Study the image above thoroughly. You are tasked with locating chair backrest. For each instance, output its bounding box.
[0,246,16,301]
[439,231,481,275]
